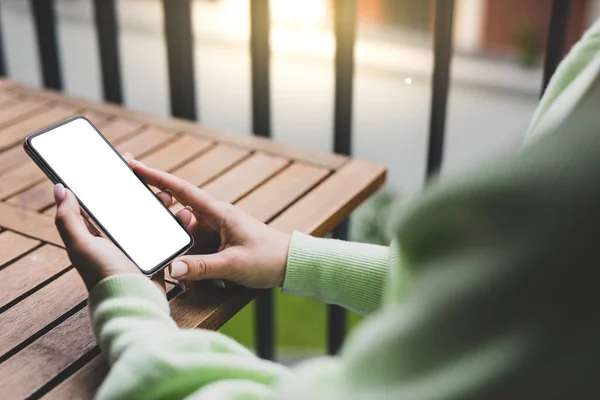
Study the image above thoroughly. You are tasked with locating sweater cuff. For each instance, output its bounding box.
[283,231,390,315]
[89,274,170,315]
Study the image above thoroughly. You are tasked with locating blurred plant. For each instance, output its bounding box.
[350,189,402,246]
[511,20,543,68]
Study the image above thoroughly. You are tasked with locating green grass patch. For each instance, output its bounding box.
[219,289,363,353]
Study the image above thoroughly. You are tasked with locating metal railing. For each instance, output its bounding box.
[0,0,571,361]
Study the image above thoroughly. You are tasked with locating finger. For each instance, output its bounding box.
[130,160,224,217]
[174,206,194,229]
[156,190,173,208]
[54,185,93,249]
[79,207,103,237]
[123,152,134,163]
[169,252,234,281]
[83,216,102,237]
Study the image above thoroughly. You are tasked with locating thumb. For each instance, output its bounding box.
[169,252,233,281]
[54,184,92,249]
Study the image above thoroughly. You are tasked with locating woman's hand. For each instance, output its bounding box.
[129,157,291,289]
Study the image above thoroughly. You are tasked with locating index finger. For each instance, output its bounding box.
[130,159,224,217]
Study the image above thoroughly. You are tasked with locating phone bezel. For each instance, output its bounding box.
[23,115,195,276]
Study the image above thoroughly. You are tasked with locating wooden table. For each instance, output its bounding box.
[0,79,385,399]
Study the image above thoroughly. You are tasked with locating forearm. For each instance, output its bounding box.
[282,231,392,315]
[89,275,289,399]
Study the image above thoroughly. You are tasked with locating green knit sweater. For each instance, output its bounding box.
[90,19,600,399]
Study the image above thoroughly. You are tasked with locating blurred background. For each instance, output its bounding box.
[1,0,596,361]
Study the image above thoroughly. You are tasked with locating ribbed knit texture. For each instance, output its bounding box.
[283,231,390,315]
[89,274,169,315]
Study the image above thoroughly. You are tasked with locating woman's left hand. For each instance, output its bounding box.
[53,182,168,294]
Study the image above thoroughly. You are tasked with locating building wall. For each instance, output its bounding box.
[483,0,589,56]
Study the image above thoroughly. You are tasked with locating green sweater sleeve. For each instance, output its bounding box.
[282,231,390,315]
[91,18,600,400]
[90,275,289,400]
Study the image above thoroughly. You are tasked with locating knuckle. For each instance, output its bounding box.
[221,202,237,221]
[54,209,69,228]
[224,248,242,267]
[190,257,208,278]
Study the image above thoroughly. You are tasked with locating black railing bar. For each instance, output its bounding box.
[425,0,455,180]
[0,3,7,77]
[250,0,271,138]
[30,0,62,90]
[92,0,123,104]
[163,0,197,120]
[328,0,357,355]
[541,0,571,97]
[250,0,275,361]
[333,0,356,156]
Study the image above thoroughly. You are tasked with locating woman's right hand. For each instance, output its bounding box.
[128,156,291,289]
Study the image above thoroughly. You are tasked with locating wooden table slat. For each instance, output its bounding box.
[202,152,290,204]
[0,203,63,246]
[113,126,174,159]
[0,309,95,399]
[0,98,48,129]
[172,144,250,185]
[168,144,252,213]
[0,230,40,267]
[235,162,330,222]
[98,118,144,143]
[44,355,108,400]
[0,145,32,176]
[0,245,70,309]
[79,110,111,127]
[0,269,86,359]
[0,161,46,200]
[6,180,55,211]
[0,104,81,152]
[140,134,214,172]
[270,159,387,236]
[0,91,19,106]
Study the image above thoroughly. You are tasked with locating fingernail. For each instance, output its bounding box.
[170,260,188,278]
[54,183,66,203]
[184,205,193,212]
[164,189,173,196]
[123,152,133,160]
[131,159,146,168]
[213,280,226,288]
[178,280,189,292]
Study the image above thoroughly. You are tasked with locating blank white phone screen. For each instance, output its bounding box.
[30,118,191,273]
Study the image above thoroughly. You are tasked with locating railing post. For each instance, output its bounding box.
[329,0,357,355]
[425,0,455,180]
[249,0,275,361]
[250,0,271,138]
[30,0,62,90]
[163,0,197,120]
[92,0,123,104]
[541,0,571,97]
[0,5,6,77]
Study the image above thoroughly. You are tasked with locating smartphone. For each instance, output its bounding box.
[23,116,194,275]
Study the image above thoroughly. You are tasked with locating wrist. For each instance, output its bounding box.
[276,232,292,287]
